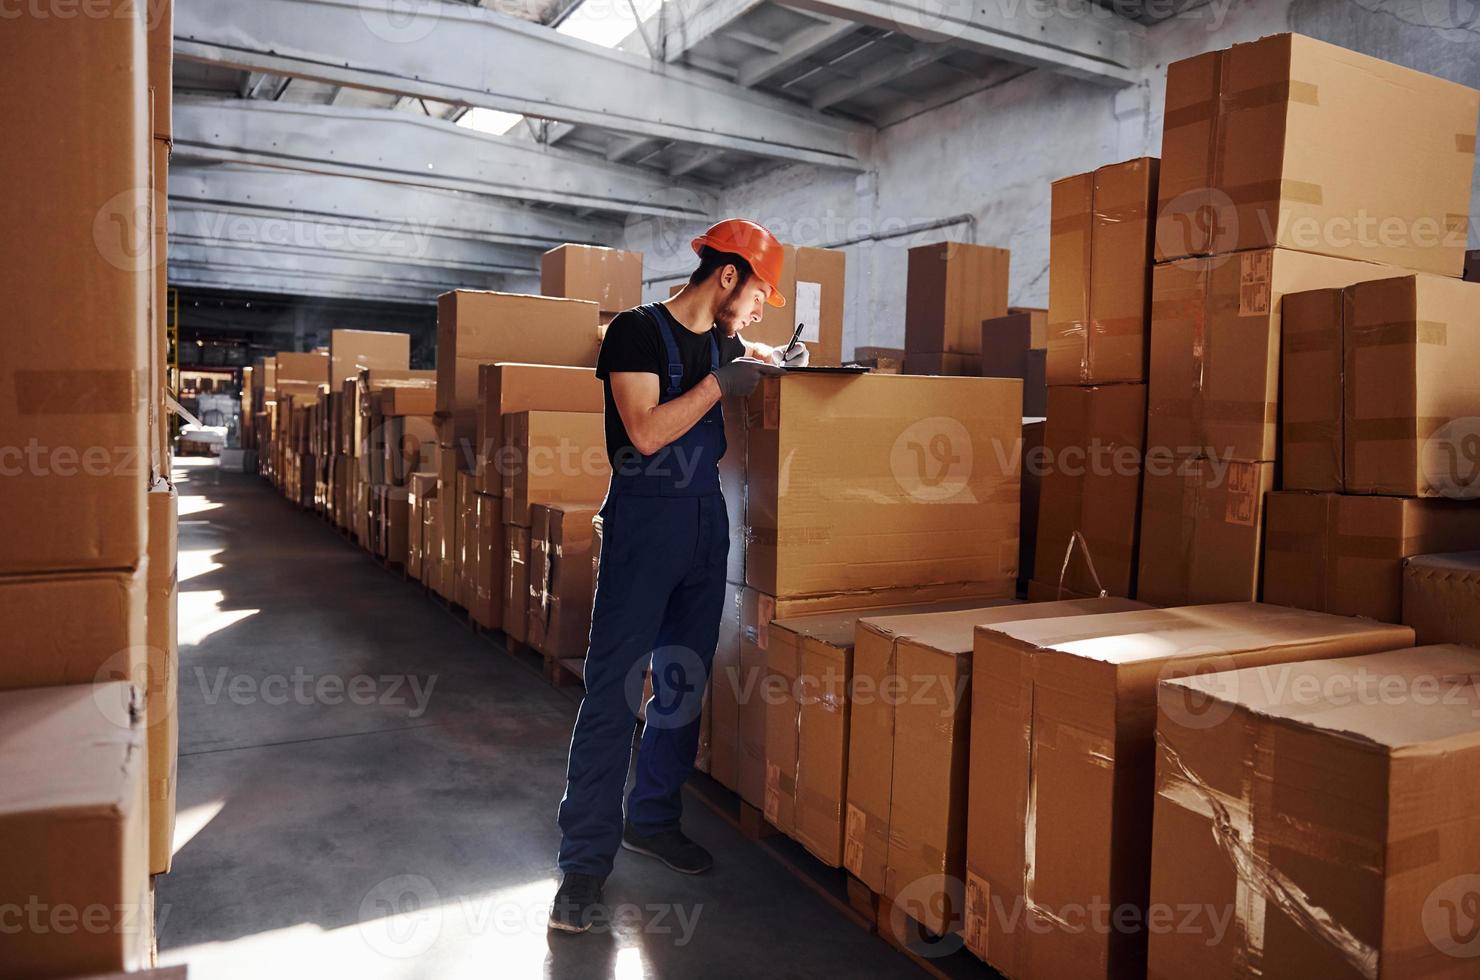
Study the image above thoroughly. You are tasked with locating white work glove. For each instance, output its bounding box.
[780,342,810,368]
[712,358,780,398]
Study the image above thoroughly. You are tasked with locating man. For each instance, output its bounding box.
[549,219,807,933]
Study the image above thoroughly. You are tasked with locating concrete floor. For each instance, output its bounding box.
[155,460,928,980]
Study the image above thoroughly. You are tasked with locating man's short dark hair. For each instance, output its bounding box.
[689,245,754,289]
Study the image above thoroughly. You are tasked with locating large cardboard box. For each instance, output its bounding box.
[743,244,847,367]
[406,473,436,580]
[149,136,170,483]
[501,411,610,527]
[148,0,172,142]
[503,525,531,645]
[1018,418,1044,591]
[380,385,436,418]
[905,242,1009,355]
[329,329,409,386]
[1281,287,1346,491]
[720,395,747,585]
[745,374,1021,613]
[845,599,1145,938]
[384,414,437,487]
[1156,33,1478,276]
[476,363,605,495]
[1403,551,1480,646]
[0,569,147,692]
[470,493,505,630]
[1034,383,1145,598]
[980,311,1047,417]
[902,351,981,377]
[1344,274,1480,496]
[0,683,152,977]
[1265,492,1480,623]
[1047,157,1158,386]
[1136,456,1275,605]
[1148,645,1480,979]
[3,4,150,574]
[455,472,476,608]
[275,351,330,388]
[435,291,600,441]
[145,479,178,876]
[972,603,1413,980]
[540,244,642,316]
[527,502,598,660]
[766,598,1014,868]
[1147,247,1405,462]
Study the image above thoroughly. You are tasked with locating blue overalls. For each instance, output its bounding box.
[556,304,730,876]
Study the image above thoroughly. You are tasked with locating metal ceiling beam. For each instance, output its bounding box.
[780,0,1143,85]
[810,43,953,110]
[739,17,856,88]
[607,135,663,163]
[173,0,870,169]
[670,148,725,178]
[170,165,621,249]
[170,242,511,304]
[656,0,765,61]
[171,100,715,220]
[169,204,541,276]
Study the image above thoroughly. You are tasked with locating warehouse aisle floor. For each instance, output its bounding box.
[155,461,926,980]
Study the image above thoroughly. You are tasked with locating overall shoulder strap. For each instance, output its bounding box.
[639,303,684,398]
[708,329,720,372]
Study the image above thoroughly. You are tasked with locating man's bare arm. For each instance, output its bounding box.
[609,371,721,457]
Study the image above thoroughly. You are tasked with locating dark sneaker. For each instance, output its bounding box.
[548,872,606,934]
[621,822,713,874]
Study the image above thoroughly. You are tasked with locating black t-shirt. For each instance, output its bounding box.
[595,303,746,465]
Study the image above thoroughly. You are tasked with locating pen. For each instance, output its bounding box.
[781,322,806,364]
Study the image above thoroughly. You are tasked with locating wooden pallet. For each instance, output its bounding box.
[550,656,584,688]
[737,799,779,841]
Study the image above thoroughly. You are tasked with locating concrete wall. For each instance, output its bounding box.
[631,0,1480,357]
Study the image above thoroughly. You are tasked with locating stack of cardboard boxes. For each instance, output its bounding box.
[902,242,1010,376]
[360,372,437,565]
[1140,33,1478,606]
[1,2,177,974]
[1034,157,1157,602]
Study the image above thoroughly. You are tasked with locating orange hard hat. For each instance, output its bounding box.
[691,218,786,308]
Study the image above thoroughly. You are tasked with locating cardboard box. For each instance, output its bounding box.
[329,329,409,386]
[843,598,1142,939]
[527,503,598,660]
[1344,274,1480,496]
[380,386,436,417]
[421,489,442,585]
[1147,247,1405,462]
[0,568,147,693]
[149,136,170,483]
[406,473,436,580]
[905,242,1009,355]
[766,598,1024,870]
[382,486,410,565]
[540,244,642,315]
[743,244,847,367]
[707,583,747,792]
[0,682,152,977]
[3,4,150,574]
[1018,418,1044,591]
[476,363,605,495]
[1034,383,1146,599]
[148,0,172,142]
[501,411,610,527]
[1403,551,1480,646]
[980,311,1047,417]
[1136,456,1275,605]
[720,396,747,584]
[1148,644,1480,979]
[745,374,1021,612]
[145,479,177,876]
[275,351,330,388]
[971,603,1413,979]
[504,525,531,645]
[1264,492,1480,623]
[1156,33,1478,276]
[902,351,982,377]
[455,472,475,608]
[435,291,600,442]
[1281,287,1346,491]
[470,493,504,630]
[385,415,437,487]
[1047,157,1158,385]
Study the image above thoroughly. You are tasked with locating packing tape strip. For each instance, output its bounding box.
[1049,211,1092,235]
[1157,736,1379,979]
[1283,419,1340,443]
[1092,203,1152,227]
[1152,396,1278,426]
[1163,78,1320,131]
[1347,320,1448,347]
[14,368,141,415]
[1088,314,1148,339]
[1458,133,1477,153]
[1284,327,1342,354]
[1346,415,1452,442]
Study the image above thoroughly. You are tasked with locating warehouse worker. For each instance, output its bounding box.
[549,219,806,934]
